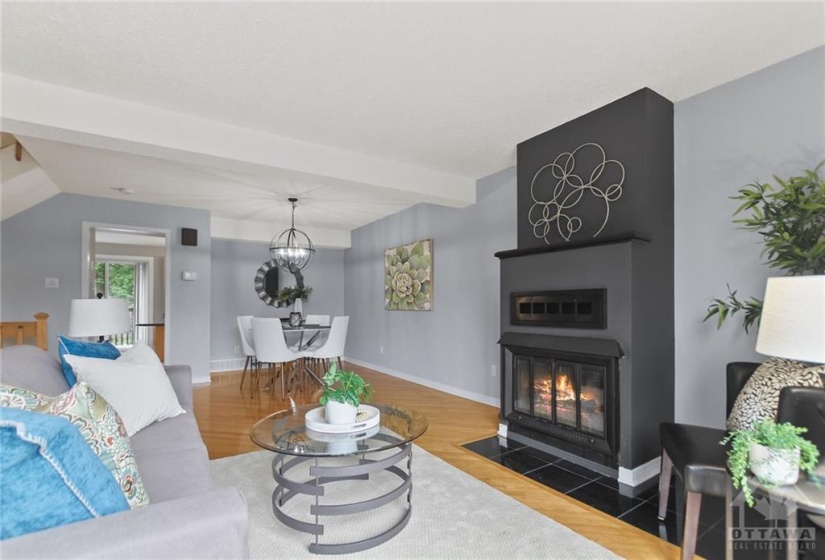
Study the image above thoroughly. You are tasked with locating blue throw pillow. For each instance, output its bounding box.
[0,407,129,540]
[57,336,120,386]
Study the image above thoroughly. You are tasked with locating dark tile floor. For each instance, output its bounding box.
[463,435,727,559]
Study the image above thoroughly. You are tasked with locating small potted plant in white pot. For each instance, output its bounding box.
[319,363,373,425]
[722,418,820,506]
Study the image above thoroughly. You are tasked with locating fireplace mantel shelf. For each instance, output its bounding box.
[494,232,649,260]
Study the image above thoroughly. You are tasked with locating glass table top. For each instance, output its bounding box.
[250,403,428,457]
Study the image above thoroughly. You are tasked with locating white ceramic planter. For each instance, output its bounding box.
[749,443,801,486]
[325,401,358,425]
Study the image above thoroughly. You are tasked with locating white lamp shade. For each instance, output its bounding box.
[756,276,825,363]
[68,298,131,338]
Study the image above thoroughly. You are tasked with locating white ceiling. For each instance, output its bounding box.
[2,2,823,245]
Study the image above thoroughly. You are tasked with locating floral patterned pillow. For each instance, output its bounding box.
[727,358,825,432]
[0,382,149,508]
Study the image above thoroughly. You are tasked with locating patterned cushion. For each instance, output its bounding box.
[0,407,129,539]
[57,336,120,387]
[727,358,825,432]
[0,383,149,509]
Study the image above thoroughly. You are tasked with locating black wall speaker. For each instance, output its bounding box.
[181,228,198,247]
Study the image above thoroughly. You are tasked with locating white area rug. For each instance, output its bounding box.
[210,446,620,559]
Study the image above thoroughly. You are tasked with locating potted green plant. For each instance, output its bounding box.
[319,363,373,425]
[722,419,820,506]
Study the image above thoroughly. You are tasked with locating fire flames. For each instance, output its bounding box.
[556,373,576,402]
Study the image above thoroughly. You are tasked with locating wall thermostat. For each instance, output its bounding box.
[181,271,198,281]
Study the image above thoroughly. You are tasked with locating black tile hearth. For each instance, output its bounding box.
[617,501,679,545]
[463,436,525,459]
[567,480,646,517]
[525,464,592,494]
[461,436,740,559]
[497,448,558,475]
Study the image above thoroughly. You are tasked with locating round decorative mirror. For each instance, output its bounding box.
[254,260,280,306]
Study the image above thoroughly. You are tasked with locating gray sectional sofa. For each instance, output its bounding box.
[0,345,249,559]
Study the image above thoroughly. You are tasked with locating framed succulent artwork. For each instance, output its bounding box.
[384,239,433,311]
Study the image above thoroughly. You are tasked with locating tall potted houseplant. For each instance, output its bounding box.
[705,163,825,332]
[722,419,819,506]
[319,363,373,425]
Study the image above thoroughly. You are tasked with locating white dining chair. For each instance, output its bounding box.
[252,318,308,399]
[236,315,257,392]
[306,316,349,376]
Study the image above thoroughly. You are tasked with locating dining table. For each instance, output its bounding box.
[280,321,330,351]
[280,321,331,386]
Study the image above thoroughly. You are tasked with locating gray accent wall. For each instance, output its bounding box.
[210,239,345,362]
[343,167,517,403]
[674,46,825,427]
[0,193,212,382]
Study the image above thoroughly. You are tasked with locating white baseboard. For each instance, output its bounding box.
[210,357,246,373]
[497,422,508,438]
[344,357,499,408]
[618,456,660,487]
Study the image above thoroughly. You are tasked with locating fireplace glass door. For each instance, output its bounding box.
[554,362,577,428]
[509,353,611,439]
[580,365,606,437]
[532,360,553,421]
[514,356,531,415]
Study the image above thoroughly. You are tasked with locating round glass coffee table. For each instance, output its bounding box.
[250,403,428,555]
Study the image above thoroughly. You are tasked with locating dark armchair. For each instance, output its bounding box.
[658,362,760,560]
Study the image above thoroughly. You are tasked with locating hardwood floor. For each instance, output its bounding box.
[194,362,680,559]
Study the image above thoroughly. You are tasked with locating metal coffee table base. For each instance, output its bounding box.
[271,444,413,555]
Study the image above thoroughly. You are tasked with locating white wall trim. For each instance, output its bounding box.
[618,456,661,487]
[210,357,247,373]
[345,357,499,407]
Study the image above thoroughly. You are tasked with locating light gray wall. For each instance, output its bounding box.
[343,167,516,403]
[674,46,825,427]
[210,239,345,362]
[1,193,212,383]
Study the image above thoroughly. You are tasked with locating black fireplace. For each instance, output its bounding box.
[495,88,674,485]
[500,333,621,468]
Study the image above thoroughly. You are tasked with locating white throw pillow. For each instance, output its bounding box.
[65,343,185,436]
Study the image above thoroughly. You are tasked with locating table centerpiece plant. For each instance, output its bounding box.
[319,363,373,425]
[722,418,820,506]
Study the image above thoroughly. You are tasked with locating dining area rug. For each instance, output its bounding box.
[209,446,621,559]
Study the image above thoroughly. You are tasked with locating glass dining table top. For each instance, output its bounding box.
[280,322,330,332]
[250,403,428,457]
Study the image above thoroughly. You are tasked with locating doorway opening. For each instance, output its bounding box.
[82,224,170,360]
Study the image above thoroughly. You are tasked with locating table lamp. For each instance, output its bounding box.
[67,298,131,342]
[756,276,825,364]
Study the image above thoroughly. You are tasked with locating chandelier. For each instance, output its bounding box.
[270,198,315,271]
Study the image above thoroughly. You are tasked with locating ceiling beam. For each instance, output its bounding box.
[211,216,351,249]
[1,74,476,208]
[0,144,60,221]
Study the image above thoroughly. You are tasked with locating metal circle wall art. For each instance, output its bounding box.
[528,143,625,244]
[254,260,280,306]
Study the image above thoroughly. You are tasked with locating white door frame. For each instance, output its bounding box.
[81,222,171,361]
